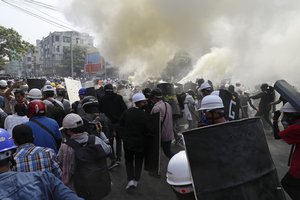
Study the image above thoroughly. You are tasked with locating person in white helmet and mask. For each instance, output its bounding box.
[120,93,150,190]
[167,95,227,199]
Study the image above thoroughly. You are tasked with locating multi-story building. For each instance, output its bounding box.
[36,31,94,76]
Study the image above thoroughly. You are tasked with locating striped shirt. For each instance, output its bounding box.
[13,143,62,179]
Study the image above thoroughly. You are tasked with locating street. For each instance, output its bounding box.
[104,129,292,200]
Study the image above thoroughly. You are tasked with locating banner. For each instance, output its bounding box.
[182,118,285,200]
[144,112,161,174]
[64,78,81,105]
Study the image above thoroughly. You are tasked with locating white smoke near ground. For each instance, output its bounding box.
[63,0,300,87]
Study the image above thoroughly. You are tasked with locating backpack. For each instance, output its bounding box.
[66,135,111,200]
[46,100,65,127]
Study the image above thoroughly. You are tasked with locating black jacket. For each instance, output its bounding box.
[120,107,149,152]
[98,92,127,124]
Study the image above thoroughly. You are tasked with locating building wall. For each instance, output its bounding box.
[36,31,94,76]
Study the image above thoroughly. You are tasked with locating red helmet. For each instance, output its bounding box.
[27,100,46,118]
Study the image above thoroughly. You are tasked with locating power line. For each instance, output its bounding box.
[1,0,74,31]
[23,0,59,11]
[19,0,73,28]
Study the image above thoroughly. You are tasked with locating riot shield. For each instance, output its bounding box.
[182,118,285,200]
[144,112,161,174]
[274,80,300,112]
[27,79,46,90]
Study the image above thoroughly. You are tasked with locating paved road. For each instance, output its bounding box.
[103,129,292,200]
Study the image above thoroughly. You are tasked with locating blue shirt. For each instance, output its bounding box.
[0,171,83,200]
[26,116,62,153]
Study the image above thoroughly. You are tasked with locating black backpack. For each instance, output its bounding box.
[46,100,65,127]
[66,135,111,200]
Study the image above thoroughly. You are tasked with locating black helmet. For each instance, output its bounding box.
[151,88,163,98]
[260,83,269,91]
[82,96,99,114]
[104,84,113,92]
[56,88,66,96]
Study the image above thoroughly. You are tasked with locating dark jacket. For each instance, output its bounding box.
[120,107,149,152]
[98,92,127,124]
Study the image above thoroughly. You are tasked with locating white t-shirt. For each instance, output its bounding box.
[4,114,29,136]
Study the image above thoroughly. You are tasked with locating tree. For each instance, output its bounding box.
[162,50,193,82]
[0,26,33,67]
[61,45,87,77]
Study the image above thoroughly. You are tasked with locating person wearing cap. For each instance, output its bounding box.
[56,86,71,114]
[57,113,111,190]
[120,93,150,190]
[0,128,83,200]
[275,103,300,200]
[12,124,62,179]
[199,95,226,125]
[150,88,175,159]
[98,83,128,165]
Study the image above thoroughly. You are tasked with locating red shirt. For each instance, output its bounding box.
[279,123,300,178]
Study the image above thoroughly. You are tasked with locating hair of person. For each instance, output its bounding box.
[14,89,25,96]
[12,124,34,145]
[14,103,27,116]
[68,125,86,134]
[43,91,55,98]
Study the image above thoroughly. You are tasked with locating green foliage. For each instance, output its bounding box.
[62,45,87,76]
[0,25,33,67]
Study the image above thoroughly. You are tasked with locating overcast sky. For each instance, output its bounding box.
[0,0,79,44]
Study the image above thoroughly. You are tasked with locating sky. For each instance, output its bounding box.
[1,0,300,87]
[0,0,79,44]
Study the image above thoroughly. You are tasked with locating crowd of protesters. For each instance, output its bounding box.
[0,77,298,200]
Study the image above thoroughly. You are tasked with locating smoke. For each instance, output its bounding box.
[64,0,300,87]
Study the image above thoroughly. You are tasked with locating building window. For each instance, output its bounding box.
[56,46,60,52]
[27,57,31,62]
[76,38,80,44]
[63,36,71,43]
[55,35,60,42]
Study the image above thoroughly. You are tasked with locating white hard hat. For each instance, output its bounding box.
[199,82,211,91]
[211,90,220,96]
[45,80,51,85]
[199,95,224,111]
[42,85,55,92]
[281,103,299,113]
[167,151,192,186]
[19,84,29,92]
[0,80,7,87]
[132,93,147,103]
[62,113,84,129]
[27,88,43,99]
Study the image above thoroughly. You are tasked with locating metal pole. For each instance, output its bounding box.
[70,32,74,78]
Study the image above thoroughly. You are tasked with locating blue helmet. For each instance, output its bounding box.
[0,129,16,160]
[78,88,87,96]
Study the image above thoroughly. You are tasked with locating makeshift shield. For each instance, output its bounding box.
[27,78,46,90]
[219,89,240,120]
[144,112,161,174]
[274,80,300,112]
[182,118,285,200]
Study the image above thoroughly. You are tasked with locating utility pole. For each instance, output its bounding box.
[70,32,74,78]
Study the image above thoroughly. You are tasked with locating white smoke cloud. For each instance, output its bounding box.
[64,0,300,87]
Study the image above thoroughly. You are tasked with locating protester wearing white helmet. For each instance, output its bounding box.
[120,93,150,190]
[0,80,13,114]
[275,102,300,200]
[199,95,226,125]
[27,88,43,100]
[166,151,195,200]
